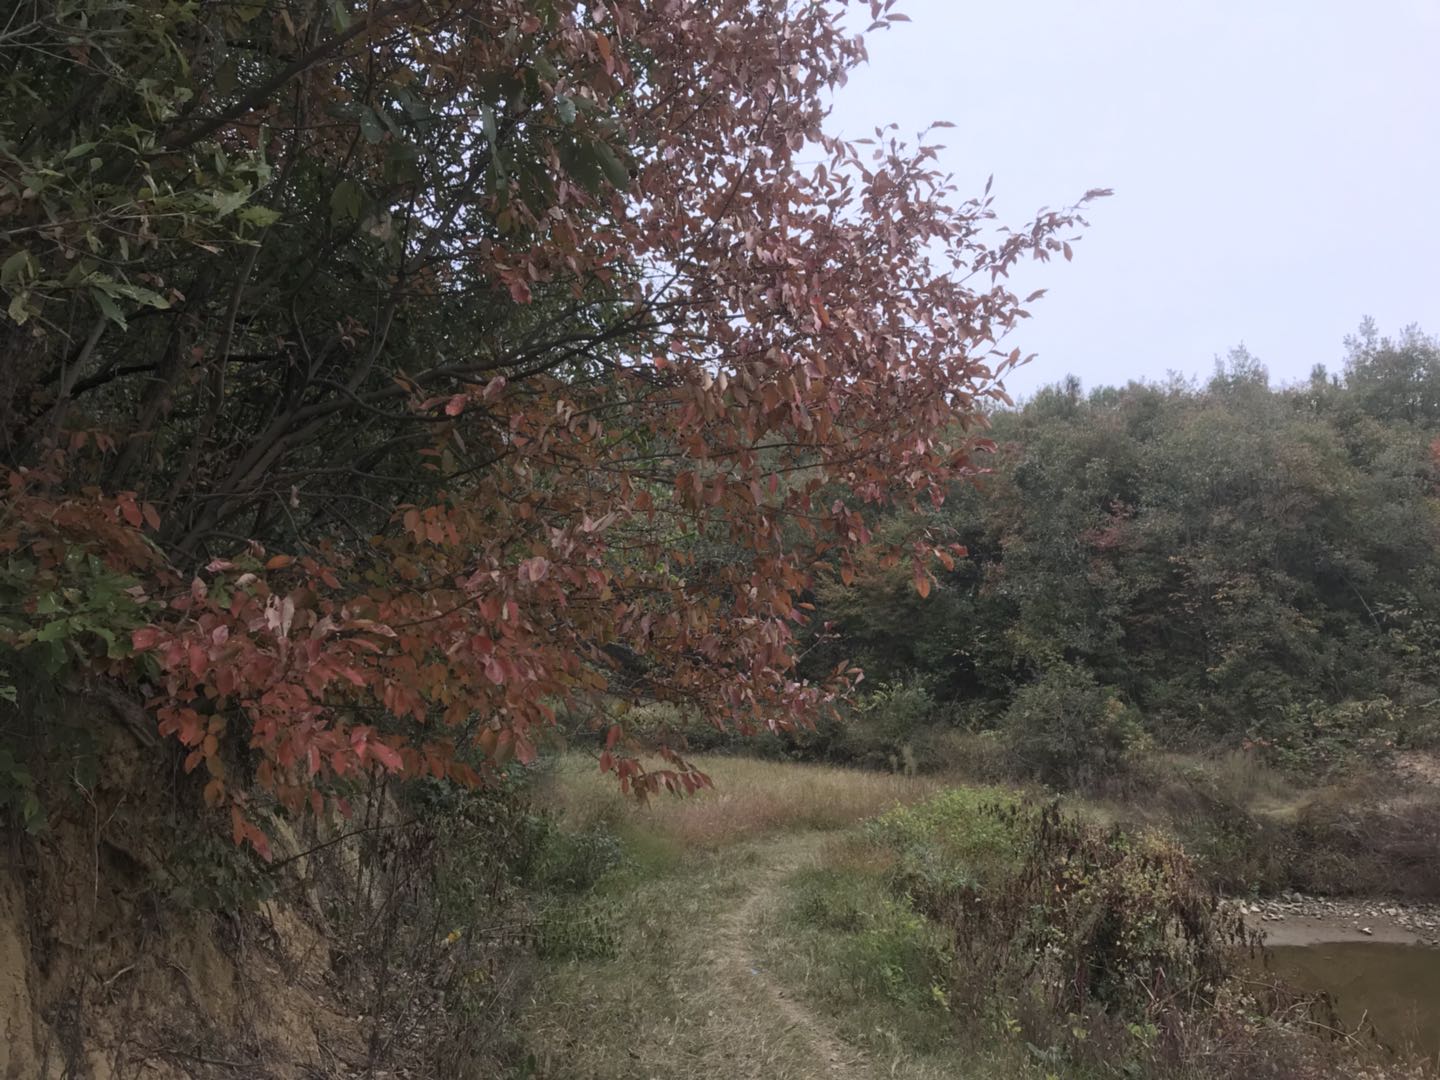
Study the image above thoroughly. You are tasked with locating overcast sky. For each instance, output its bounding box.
[828,0,1440,398]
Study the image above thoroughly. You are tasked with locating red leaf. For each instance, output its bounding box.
[514,735,535,765]
[117,493,142,528]
[370,741,403,772]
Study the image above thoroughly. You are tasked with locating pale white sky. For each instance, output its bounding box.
[829,0,1440,397]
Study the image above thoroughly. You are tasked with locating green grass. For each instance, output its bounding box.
[771,861,955,1047]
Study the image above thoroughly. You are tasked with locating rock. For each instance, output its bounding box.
[1361,927,1373,936]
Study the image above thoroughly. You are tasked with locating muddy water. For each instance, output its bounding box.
[1260,941,1440,1062]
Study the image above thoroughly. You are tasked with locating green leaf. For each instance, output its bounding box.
[35,619,71,643]
[0,249,32,286]
[592,141,631,189]
[558,139,604,196]
[383,140,421,185]
[210,186,253,217]
[7,292,32,326]
[330,179,364,224]
[215,55,239,96]
[89,287,127,329]
[109,281,170,310]
[482,106,506,178]
[238,204,281,227]
[393,87,430,121]
[354,106,385,144]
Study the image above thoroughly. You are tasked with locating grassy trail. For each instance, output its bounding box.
[521,829,887,1079]
[703,831,870,1079]
[518,757,952,1079]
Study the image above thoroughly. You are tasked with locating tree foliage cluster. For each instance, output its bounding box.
[0,0,1098,850]
[809,324,1440,779]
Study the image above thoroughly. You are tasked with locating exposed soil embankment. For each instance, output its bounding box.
[0,717,363,1079]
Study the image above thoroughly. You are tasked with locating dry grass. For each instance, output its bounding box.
[536,753,947,850]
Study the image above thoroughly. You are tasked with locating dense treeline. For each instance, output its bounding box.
[803,322,1440,780]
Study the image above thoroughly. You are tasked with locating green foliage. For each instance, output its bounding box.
[849,681,935,767]
[1255,696,1400,776]
[526,821,634,962]
[870,793,1253,1077]
[1003,664,1148,791]
[785,866,952,1011]
[533,895,624,962]
[805,326,1440,780]
[0,546,153,676]
[155,814,274,911]
[866,786,1025,904]
[0,741,43,833]
[617,700,742,755]
[527,822,627,894]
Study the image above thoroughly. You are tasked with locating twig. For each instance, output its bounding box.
[265,817,417,873]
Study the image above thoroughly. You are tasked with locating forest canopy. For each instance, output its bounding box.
[802,323,1440,781]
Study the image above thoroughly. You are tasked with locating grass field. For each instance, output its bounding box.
[534,752,949,849]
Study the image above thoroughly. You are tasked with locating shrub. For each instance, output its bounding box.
[832,680,946,772]
[865,786,1025,912]
[924,729,1013,782]
[1002,663,1148,791]
[527,823,628,894]
[841,790,1310,1075]
[903,799,1252,1055]
[1256,697,1401,776]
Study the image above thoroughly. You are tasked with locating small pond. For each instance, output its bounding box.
[1259,941,1440,1063]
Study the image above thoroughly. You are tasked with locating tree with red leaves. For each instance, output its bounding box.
[1,0,1100,852]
